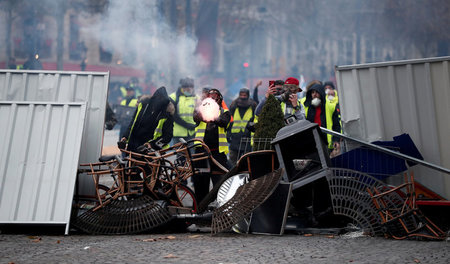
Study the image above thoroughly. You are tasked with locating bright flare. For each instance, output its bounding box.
[198,98,220,122]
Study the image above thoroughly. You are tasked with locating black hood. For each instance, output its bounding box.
[149,86,170,112]
[304,83,326,107]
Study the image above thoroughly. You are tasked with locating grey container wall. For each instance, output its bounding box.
[335,56,450,198]
[0,70,110,196]
[0,102,87,234]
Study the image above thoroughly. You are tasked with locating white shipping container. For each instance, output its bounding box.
[336,56,450,198]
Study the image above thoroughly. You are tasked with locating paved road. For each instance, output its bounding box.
[1,229,449,264]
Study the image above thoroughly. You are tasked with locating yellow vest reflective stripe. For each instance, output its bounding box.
[127,103,144,141]
[120,86,127,97]
[120,98,138,107]
[231,107,253,133]
[250,115,259,147]
[154,118,169,149]
[304,102,340,149]
[169,93,196,137]
[194,109,229,155]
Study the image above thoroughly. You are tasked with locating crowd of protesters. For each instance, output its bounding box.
[106,75,341,203]
[110,75,341,164]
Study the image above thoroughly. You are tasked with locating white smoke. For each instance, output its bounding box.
[82,0,206,90]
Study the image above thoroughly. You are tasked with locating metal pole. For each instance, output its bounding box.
[320,127,450,175]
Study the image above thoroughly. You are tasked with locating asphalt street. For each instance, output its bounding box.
[1,229,449,264]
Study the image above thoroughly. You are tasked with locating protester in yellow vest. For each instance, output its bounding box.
[119,86,138,140]
[228,87,258,164]
[118,87,174,153]
[302,83,341,153]
[192,88,231,203]
[169,77,197,145]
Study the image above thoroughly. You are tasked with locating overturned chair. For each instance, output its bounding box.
[367,171,446,240]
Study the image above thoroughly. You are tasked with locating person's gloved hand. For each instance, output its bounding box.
[105,120,116,130]
[136,143,151,153]
[193,111,202,123]
[187,123,197,130]
[246,121,256,132]
[117,138,127,149]
[150,138,164,151]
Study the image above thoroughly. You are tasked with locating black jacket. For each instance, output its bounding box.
[123,87,174,151]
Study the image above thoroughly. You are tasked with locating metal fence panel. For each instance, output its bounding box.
[336,56,450,198]
[0,70,109,164]
[0,101,86,234]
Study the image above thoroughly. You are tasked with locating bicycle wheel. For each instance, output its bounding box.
[175,184,198,213]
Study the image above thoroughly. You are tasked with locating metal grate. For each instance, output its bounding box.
[326,168,387,236]
[211,168,283,235]
[72,195,172,235]
[237,137,273,158]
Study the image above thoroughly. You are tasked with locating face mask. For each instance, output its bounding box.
[325,89,331,95]
[182,88,193,96]
[327,95,335,101]
[311,98,321,107]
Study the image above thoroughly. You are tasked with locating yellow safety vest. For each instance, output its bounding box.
[195,109,229,154]
[304,102,341,149]
[300,97,306,107]
[121,98,138,107]
[169,93,196,137]
[231,107,253,133]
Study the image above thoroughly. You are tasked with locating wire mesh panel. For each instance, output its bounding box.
[326,168,387,236]
[211,168,283,235]
[237,137,273,158]
[73,195,172,235]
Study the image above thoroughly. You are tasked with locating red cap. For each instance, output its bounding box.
[284,77,299,86]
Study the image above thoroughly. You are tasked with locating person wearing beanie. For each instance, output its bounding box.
[255,77,305,122]
[228,87,258,164]
[302,83,341,154]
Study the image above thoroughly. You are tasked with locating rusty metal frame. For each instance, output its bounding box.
[77,138,228,211]
[367,171,447,240]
